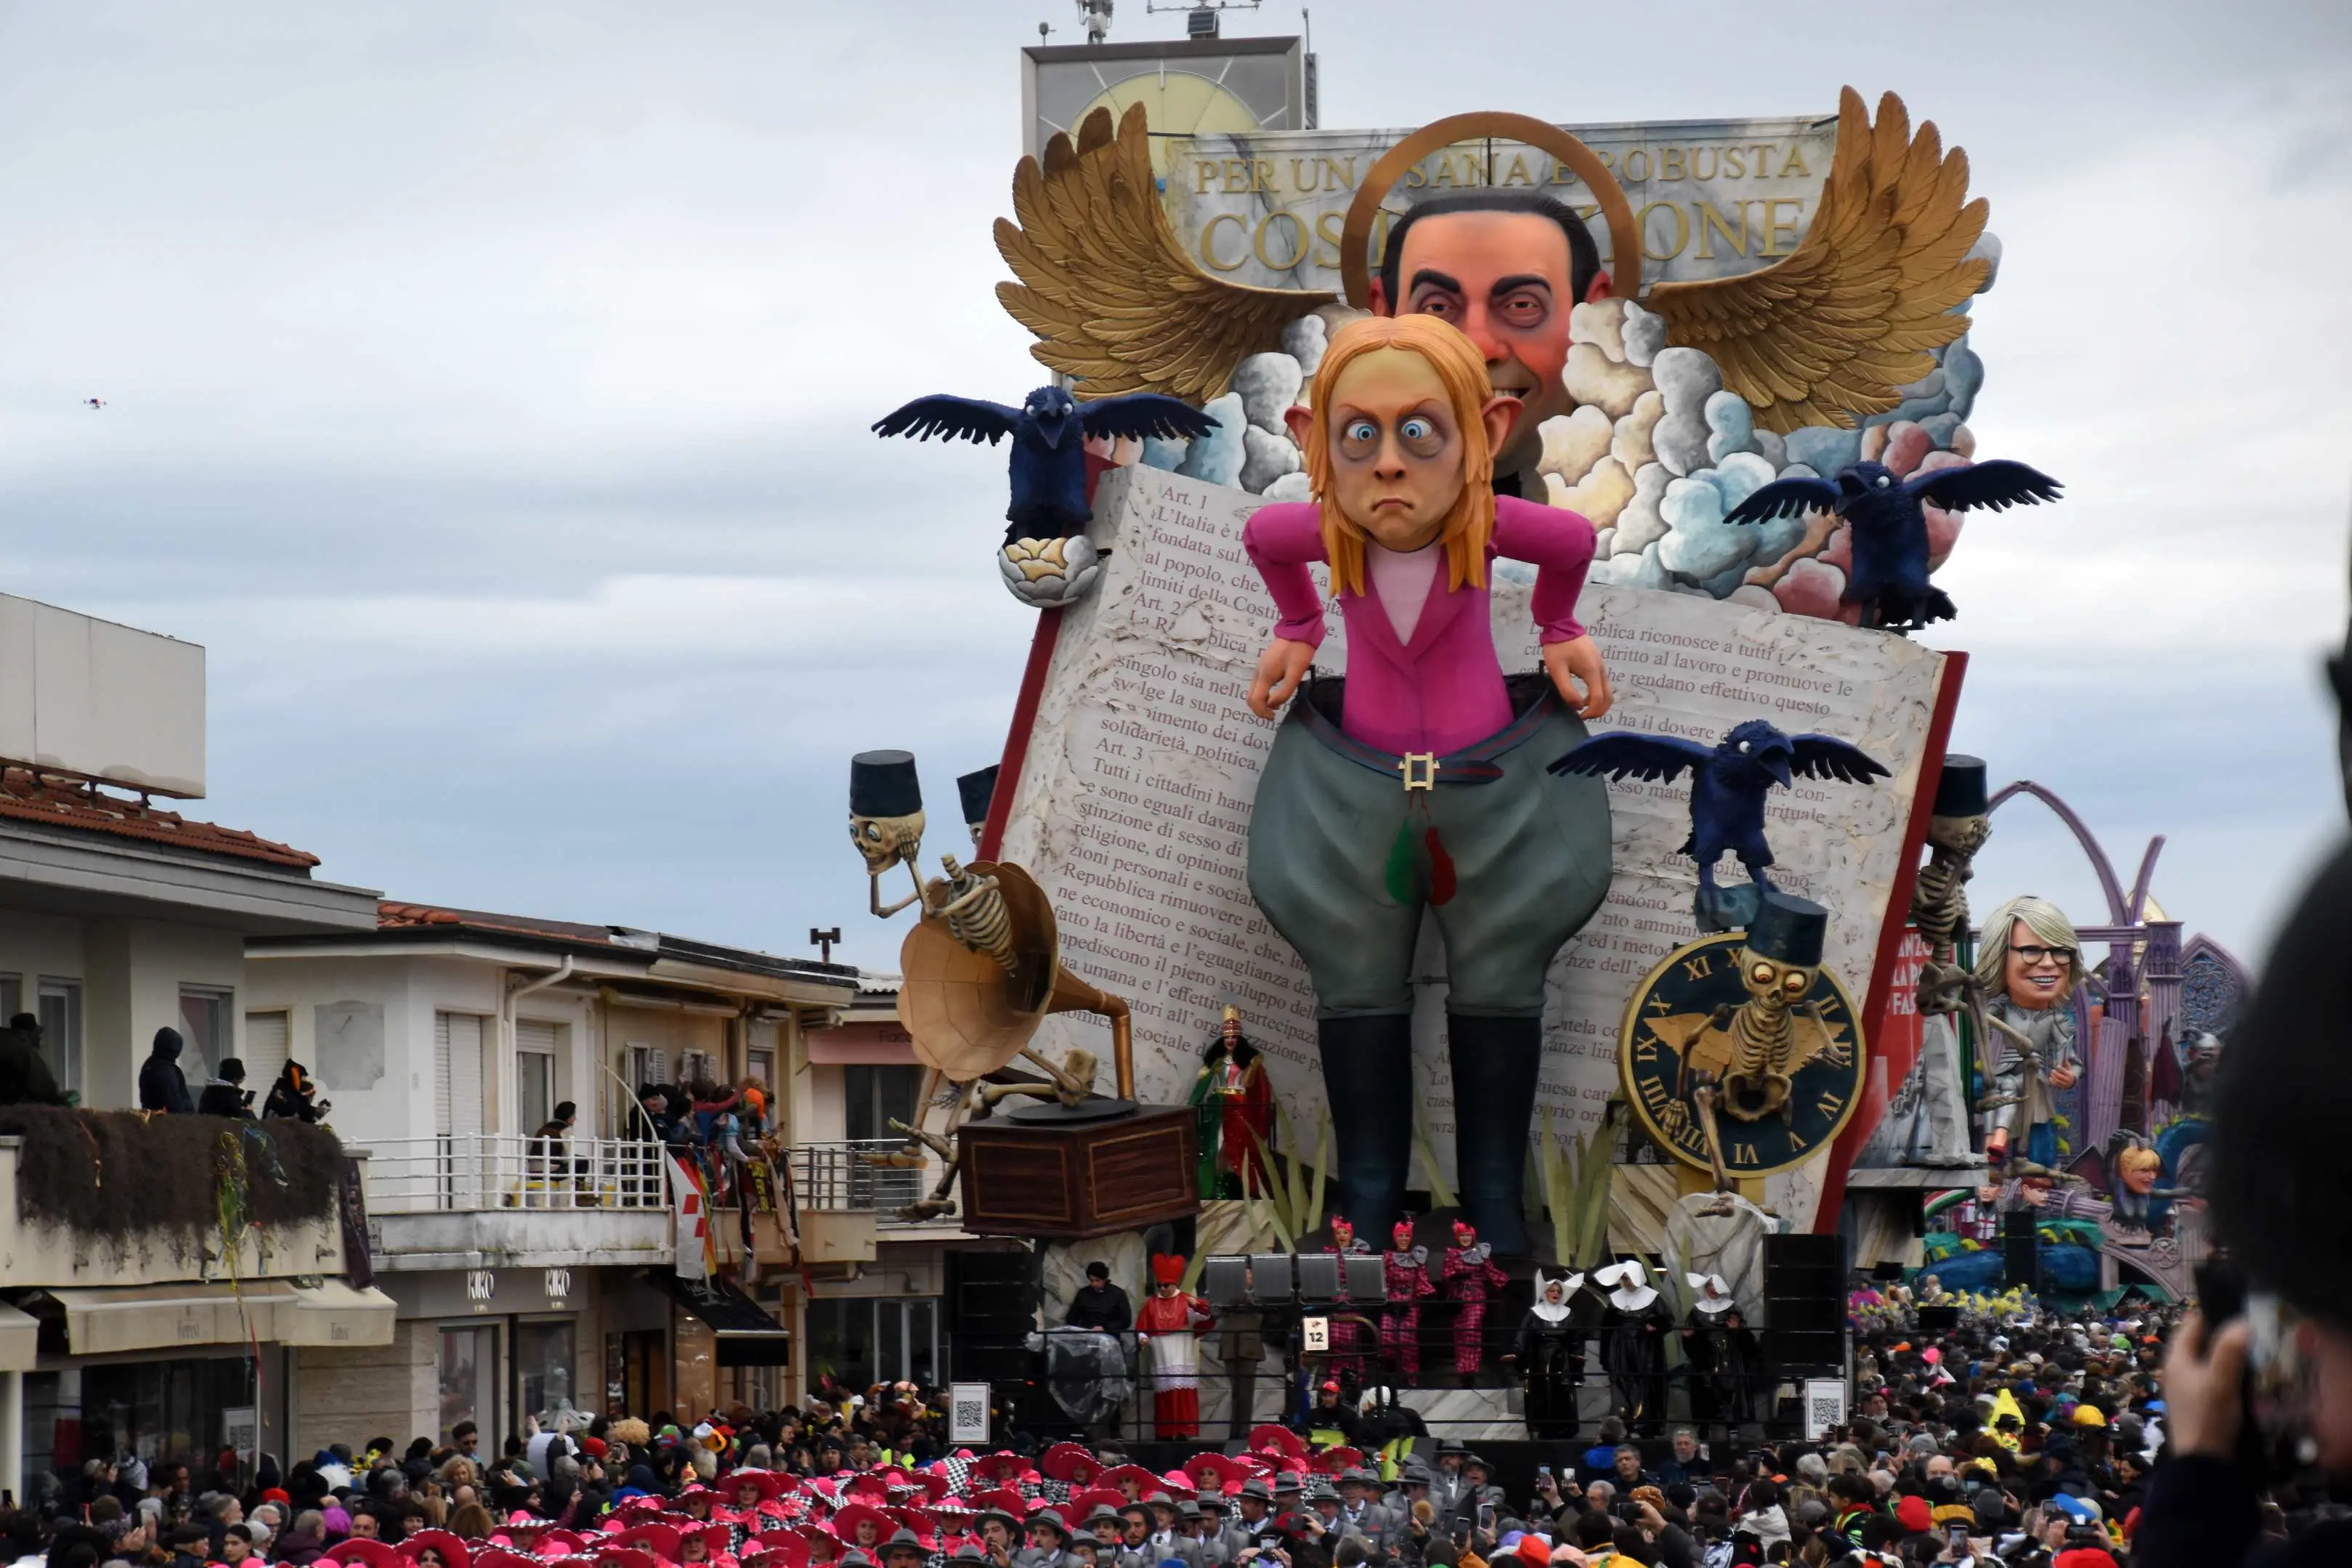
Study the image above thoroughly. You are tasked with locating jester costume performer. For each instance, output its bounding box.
[1327,1216,1373,1382]
[1441,1221,1508,1375]
[1133,1254,1214,1438]
[1382,1220,1437,1381]
[1243,317,1613,1257]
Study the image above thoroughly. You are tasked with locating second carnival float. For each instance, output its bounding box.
[829,16,2244,1448]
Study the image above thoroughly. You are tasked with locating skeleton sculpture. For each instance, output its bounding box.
[1912,757,1993,1017]
[850,750,930,919]
[1656,893,1850,1192]
[848,750,1125,1220]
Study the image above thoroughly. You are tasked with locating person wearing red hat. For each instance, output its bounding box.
[1380,1220,1438,1381]
[1441,1221,1507,1375]
[1134,1255,1216,1439]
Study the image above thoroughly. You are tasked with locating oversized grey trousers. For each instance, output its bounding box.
[1246,676,1613,1018]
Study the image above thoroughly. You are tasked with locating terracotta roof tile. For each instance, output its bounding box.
[0,768,320,871]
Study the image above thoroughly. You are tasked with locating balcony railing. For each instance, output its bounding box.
[355,1134,668,1214]
[784,1140,930,1224]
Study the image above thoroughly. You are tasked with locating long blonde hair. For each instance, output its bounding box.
[1301,314,1498,598]
[1974,895,2085,999]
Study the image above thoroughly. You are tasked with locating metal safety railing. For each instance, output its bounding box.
[784,1139,928,1219]
[354,1134,670,1213]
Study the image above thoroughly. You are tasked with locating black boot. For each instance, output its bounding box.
[1317,1014,1414,1236]
[1447,1012,1542,1255]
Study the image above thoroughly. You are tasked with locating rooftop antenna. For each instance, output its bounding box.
[1144,0,1258,38]
[1038,20,1053,41]
[1077,0,1113,44]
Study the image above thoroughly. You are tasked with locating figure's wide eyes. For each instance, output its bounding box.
[1752,962,1775,984]
[1875,474,1891,487]
[1785,972,1807,994]
[1736,739,1750,753]
[1344,418,1377,444]
[1400,417,1432,442]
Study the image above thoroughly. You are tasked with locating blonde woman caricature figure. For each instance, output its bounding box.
[1241,313,1615,1255]
[1974,893,2084,1171]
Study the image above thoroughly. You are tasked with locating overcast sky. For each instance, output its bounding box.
[1,1,2346,975]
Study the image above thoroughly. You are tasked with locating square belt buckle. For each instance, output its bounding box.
[1398,752,1441,791]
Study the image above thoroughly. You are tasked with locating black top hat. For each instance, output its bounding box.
[850,751,922,818]
[958,765,1001,831]
[1747,890,1828,969]
[1933,755,1989,818]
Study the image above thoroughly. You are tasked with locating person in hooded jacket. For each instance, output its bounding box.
[0,1014,70,1107]
[198,1057,256,1118]
[264,1062,325,1122]
[138,1027,195,1113]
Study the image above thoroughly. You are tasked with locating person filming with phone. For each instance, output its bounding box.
[2146,843,2352,1564]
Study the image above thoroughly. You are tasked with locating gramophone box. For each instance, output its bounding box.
[956,1103,1198,1240]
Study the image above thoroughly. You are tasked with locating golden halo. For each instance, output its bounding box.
[1339,111,1643,311]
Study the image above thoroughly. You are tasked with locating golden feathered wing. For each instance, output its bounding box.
[1644,87,1991,434]
[995,104,1337,405]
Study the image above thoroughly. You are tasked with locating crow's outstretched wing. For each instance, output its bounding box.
[1724,476,1841,527]
[1548,732,1716,782]
[1786,734,1891,784]
[872,395,1023,444]
[1905,460,2062,513]
[1079,392,1217,444]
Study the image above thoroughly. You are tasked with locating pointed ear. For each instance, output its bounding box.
[1479,394,1523,460]
[1583,269,1615,304]
[1282,402,1317,450]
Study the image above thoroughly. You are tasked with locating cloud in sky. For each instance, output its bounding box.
[0,1,2346,973]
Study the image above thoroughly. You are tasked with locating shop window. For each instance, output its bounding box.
[437,1323,498,1441]
[518,1318,586,1428]
[804,1297,938,1390]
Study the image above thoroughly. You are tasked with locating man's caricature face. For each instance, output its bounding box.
[1377,211,1578,476]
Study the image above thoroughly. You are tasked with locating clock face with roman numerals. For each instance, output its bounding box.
[1616,930,1868,1179]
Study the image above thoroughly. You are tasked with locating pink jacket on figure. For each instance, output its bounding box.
[1241,495,1597,757]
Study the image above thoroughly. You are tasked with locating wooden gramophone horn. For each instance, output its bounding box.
[895,861,1135,1099]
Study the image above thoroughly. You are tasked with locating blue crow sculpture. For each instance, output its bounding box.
[874,386,1217,606]
[1726,458,2061,633]
[1550,719,1891,931]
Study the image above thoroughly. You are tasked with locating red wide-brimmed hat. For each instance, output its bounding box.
[402,1532,474,1568]
[1039,1443,1102,1485]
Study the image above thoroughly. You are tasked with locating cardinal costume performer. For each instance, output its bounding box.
[1381,1219,1437,1381]
[1441,1220,1509,1376]
[1135,1254,1215,1438]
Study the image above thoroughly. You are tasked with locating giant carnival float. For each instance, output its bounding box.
[823,14,2244,1453]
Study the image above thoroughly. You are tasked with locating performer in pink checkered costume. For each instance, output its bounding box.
[1442,1219,1508,1375]
[1381,1219,1437,1380]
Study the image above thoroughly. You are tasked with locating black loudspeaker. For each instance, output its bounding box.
[1204,1256,1251,1308]
[946,1248,1040,1382]
[1296,1251,1342,1303]
[1251,1253,1295,1299]
[1345,1254,1387,1303]
[1761,1232,1846,1381]
[2003,1211,2040,1293]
